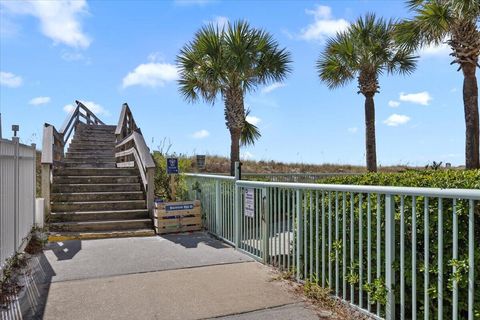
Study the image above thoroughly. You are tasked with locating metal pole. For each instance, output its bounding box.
[215,180,221,234]
[385,194,395,320]
[13,137,19,250]
[234,161,240,248]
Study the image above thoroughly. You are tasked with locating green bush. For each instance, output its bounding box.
[152,151,191,201]
[299,170,480,318]
[320,169,480,189]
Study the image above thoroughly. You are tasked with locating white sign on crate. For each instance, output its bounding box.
[244,188,255,218]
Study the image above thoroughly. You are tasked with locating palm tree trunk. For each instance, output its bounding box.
[462,64,479,169]
[364,94,377,172]
[224,88,245,176]
[230,128,241,176]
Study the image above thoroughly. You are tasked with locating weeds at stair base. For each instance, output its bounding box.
[0,226,47,311]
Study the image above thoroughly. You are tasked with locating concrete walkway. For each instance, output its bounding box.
[22,232,320,320]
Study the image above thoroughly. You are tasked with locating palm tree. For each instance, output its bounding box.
[241,109,261,147]
[317,14,417,172]
[396,0,480,169]
[177,21,291,175]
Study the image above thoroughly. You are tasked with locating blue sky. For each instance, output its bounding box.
[0,0,466,166]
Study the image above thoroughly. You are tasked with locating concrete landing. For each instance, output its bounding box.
[18,232,320,320]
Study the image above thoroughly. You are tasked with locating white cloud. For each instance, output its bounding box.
[348,127,358,133]
[29,96,51,105]
[241,151,254,160]
[384,114,411,127]
[419,38,450,57]
[0,71,23,88]
[192,129,210,139]
[61,51,87,62]
[122,62,178,88]
[246,115,261,126]
[204,16,229,30]
[399,91,432,106]
[261,82,286,94]
[1,0,91,49]
[299,5,349,42]
[63,101,110,117]
[388,100,400,108]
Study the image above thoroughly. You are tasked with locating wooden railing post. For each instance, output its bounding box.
[146,167,155,218]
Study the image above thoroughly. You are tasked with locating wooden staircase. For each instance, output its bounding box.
[42,102,156,241]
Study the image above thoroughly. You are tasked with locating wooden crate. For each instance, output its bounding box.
[154,200,202,234]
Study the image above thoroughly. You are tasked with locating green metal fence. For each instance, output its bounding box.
[185,173,480,320]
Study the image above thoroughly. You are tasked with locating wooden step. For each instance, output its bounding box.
[51,191,145,202]
[51,200,147,212]
[52,183,142,193]
[49,219,152,232]
[54,168,138,176]
[53,176,140,184]
[48,229,156,242]
[61,162,116,169]
[49,209,150,222]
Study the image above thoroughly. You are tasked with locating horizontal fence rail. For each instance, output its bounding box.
[243,172,360,183]
[0,138,36,270]
[185,173,480,320]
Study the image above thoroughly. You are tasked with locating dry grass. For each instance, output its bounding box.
[186,154,422,174]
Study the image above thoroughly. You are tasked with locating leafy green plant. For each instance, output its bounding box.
[152,151,192,201]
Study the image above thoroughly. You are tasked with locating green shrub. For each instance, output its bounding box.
[299,170,480,318]
[152,151,191,201]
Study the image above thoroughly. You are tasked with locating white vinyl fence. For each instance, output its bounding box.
[0,137,37,270]
[185,172,480,320]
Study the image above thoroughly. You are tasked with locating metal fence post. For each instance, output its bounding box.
[215,180,221,234]
[234,162,240,248]
[385,194,396,320]
[262,187,270,264]
[13,137,19,250]
[296,189,303,281]
[31,143,36,225]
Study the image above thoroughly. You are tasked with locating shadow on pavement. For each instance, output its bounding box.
[162,232,231,249]
[44,240,82,261]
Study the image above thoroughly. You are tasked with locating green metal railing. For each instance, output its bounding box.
[185,173,480,320]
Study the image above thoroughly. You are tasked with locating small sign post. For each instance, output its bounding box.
[244,188,255,218]
[167,158,179,174]
[196,155,206,171]
[167,158,179,201]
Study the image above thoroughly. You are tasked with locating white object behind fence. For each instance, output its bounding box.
[0,137,37,270]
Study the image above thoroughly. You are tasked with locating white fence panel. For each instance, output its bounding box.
[0,138,36,270]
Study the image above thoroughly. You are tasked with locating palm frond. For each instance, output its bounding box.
[240,109,261,146]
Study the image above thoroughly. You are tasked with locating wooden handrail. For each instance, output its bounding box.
[115,103,139,141]
[115,104,155,217]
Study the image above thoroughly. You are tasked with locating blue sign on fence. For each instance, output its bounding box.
[167,158,179,174]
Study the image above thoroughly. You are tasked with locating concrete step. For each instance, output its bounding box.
[49,209,150,222]
[52,183,141,193]
[51,191,145,202]
[51,200,146,212]
[53,175,140,184]
[48,229,155,242]
[54,168,138,176]
[49,219,152,232]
